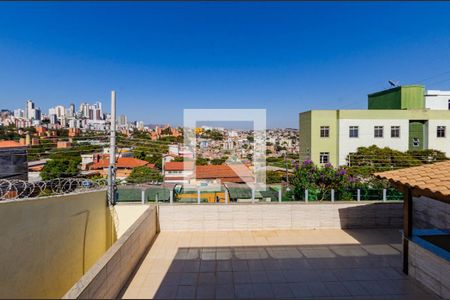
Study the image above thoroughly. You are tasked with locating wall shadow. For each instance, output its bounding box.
[151,241,434,299]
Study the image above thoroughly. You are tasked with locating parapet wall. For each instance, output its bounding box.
[158,202,403,231]
[0,190,115,299]
[63,206,158,299]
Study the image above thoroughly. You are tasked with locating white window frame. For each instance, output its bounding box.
[390,126,400,138]
[349,126,359,138]
[437,126,446,138]
[319,152,329,164]
[374,126,384,138]
[320,126,330,138]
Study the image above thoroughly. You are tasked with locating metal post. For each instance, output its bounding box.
[305,189,308,202]
[357,189,361,201]
[170,190,173,204]
[108,90,117,206]
[251,187,255,203]
[141,190,145,205]
[383,189,387,201]
[197,189,201,204]
[278,188,282,202]
[155,193,159,203]
[331,189,335,202]
[225,189,229,204]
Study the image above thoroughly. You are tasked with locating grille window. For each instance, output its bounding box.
[437,126,446,138]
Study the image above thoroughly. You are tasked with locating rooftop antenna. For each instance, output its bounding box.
[388,80,399,87]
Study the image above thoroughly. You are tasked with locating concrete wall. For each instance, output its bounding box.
[338,118,410,165]
[427,120,450,157]
[0,190,115,299]
[409,241,450,299]
[158,202,403,231]
[63,206,158,299]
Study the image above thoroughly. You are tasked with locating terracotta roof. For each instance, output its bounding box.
[196,165,254,183]
[91,157,155,169]
[375,161,450,202]
[0,140,25,148]
[164,161,194,171]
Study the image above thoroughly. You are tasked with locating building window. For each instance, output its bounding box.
[349,126,359,138]
[374,126,384,138]
[448,99,450,110]
[391,126,400,138]
[320,126,330,138]
[319,152,329,164]
[437,126,446,138]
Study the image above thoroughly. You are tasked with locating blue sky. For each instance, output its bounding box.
[0,2,450,128]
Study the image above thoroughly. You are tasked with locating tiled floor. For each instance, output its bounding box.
[120,229,437,299]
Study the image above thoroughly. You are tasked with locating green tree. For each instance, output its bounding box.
[346,145,421,177]
[41,158,80,180]
[406,149,448,164]
[127,166,163,183]
[211,156,228,165]
[266,170,282,184]
[196,157,209,166]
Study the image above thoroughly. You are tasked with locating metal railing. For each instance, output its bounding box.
[0,178,107,200]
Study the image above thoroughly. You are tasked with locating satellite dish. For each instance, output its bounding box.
[388,80,399,87]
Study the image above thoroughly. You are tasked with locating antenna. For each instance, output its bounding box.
[388,80,399,87]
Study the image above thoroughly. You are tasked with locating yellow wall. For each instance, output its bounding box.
[0,190,116,299]
[177,191,227,203]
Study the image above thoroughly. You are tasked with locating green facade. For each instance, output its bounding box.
[368,85,425,110]
[408,121,425,151]
[299,110,339,166]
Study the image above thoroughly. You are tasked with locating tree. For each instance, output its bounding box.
[266,170,282,184]
[211,156,228,165]
[406,149,448,164]
[291,160,356,201]
[346,145,421,177]
[127,166,163,183]
[196,157,209,166]
[41,158,80,180]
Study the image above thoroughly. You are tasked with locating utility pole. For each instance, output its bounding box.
[108,90,117,206]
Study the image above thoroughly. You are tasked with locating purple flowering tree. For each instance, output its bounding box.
[291,160,356,200]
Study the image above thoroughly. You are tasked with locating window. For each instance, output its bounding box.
[319,152,329,164]
[437,126,446,138]
[320,126,330,138]
[448,99,450,110]
[391,126,400,138]
[374,126,384,138]
[349,126,359,138]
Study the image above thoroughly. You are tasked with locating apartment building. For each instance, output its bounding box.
[299,85,450,166]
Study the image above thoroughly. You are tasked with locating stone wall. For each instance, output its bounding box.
[158,202,403,231]
[63,206,158,299]
[408,241,450,299]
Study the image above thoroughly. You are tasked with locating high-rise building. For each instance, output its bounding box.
[14,109,24,118]
[25,100,34,120]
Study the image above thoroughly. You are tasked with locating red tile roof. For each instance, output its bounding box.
[164,161,194,171]
[196,164,254,183]
[91,157,155,169]
[375,161,450,203]
[0,140,25,148]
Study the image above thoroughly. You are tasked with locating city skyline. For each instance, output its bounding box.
[1,2,450,128]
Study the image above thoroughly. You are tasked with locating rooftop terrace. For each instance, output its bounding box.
[120,229,436,299]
